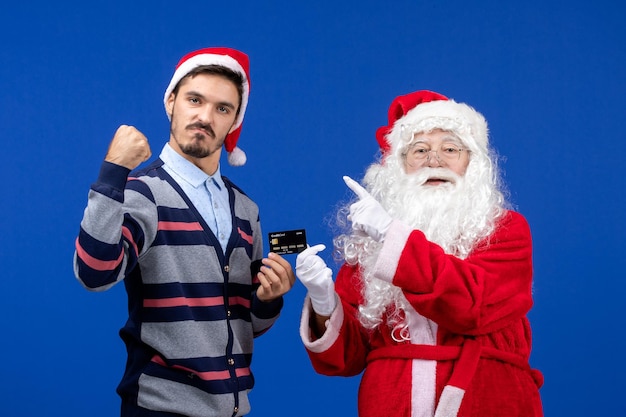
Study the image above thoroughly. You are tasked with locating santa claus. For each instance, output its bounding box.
[296,90,544,417]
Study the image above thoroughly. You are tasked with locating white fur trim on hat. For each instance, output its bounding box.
[388,99,489,158]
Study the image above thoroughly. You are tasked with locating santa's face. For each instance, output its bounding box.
[402,129,470,180]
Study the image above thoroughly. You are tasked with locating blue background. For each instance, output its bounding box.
[1,1,624,416]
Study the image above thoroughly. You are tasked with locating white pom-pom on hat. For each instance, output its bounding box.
[227,146,247,167]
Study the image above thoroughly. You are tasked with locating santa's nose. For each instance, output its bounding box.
[426,151,444,167]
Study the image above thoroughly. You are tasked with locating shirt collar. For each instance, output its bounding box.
[160,143,225,189]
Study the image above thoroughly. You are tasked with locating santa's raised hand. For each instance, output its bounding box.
[343,176,392,242]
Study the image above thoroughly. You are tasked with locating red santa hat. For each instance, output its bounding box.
[163,47,250,166]
[376,90,489,158]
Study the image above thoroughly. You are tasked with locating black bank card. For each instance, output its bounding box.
[268,229,307,255]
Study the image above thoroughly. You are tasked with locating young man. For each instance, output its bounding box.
[74,47,295,417]
[295,91,543,416]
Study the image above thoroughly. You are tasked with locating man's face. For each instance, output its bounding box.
[402,129,470,181]
[166,73,239,161]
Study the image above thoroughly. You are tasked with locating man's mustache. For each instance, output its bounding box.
[186,122,215,138]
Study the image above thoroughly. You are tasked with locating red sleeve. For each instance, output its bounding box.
[380,211,534,335]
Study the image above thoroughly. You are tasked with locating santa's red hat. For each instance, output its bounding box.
[376,90,489,158]
[163,47,250,166]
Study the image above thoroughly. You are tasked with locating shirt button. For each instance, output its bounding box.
[228,358,235,366]
[227,310,232,317]
[224,265,230,272]
[234,407,239,413]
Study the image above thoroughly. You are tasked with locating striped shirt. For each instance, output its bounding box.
[74,158,283,417]
[160,144,232,253]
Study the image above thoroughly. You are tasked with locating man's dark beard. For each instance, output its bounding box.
[179,133,223,158]
[176,122,224,159]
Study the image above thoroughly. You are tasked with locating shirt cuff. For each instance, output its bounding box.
[299,294,344,354]
[91,161,132,202]
[252,292,283,319]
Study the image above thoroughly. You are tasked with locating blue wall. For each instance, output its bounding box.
[1,1,624,415]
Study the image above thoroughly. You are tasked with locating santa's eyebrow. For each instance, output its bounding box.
[411,137,464,147]
[439,133,463,142]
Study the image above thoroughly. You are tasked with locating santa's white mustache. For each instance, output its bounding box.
[408,167,462,186]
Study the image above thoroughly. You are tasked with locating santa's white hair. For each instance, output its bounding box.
[333,97,509,335]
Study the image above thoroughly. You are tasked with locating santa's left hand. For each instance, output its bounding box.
[344,175,392,242]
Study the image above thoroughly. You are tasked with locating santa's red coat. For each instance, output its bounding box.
[300,210,543,417]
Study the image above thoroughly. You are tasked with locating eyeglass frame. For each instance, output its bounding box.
[402,142,470,164]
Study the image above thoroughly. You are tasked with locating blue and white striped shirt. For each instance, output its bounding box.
[160,144,232,253]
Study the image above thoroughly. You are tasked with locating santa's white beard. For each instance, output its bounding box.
[385,168,474,254]
[335,162,504,332]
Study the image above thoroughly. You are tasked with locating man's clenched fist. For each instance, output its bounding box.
[105,125,152,170]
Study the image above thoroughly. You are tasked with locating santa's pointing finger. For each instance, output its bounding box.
[343,175,392,242]
[343,175,370,200]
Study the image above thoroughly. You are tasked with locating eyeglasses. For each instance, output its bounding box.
[403,143,469,164]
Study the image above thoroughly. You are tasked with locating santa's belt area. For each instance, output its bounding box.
[367,340,543,417]
[366,339,544,390]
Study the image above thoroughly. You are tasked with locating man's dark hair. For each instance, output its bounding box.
[171,65,245,116]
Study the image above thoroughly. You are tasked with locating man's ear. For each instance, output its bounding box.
[165,93,175,118]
